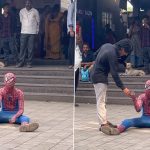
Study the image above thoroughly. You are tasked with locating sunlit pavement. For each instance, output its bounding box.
[75,103,150,150]
[0,101,73,150]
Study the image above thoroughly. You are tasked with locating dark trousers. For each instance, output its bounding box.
[68,36,75,66]
[0,37,18,63]
[19,34,35,65]
[75,68,79,92]
[143,47,150,72]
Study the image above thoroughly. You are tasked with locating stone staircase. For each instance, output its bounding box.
[76,75,150,105]
[0,65,74,102]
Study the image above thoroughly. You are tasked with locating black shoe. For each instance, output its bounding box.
[26,64,32,68]
[16,63,24,68]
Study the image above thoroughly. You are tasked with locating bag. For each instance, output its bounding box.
[80,68,90,82]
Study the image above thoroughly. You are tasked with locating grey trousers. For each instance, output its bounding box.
[19,34,35,65]
[93,83,108,125]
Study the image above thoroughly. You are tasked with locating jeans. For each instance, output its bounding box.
[0,111,30,124]
[143,47,150,72]
[19,34,36,65]
[68,36,75,66]
[0,37,18,63]
[120,115,150,132]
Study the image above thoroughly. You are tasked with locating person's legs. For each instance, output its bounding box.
[68,36,75,67]
[117,115,150,133]
[94,83,107,125]
[17,34,28,67]
[75,68,80,107]
[27,34,35,67]
[147,48,150,73]
[8,37,18,64]
[1,38,10,66]
[143,47,150,74]
[16,115,39,132]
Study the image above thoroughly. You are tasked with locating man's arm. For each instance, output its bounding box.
[13,90,24,119]
[19,10,23,24]
[67,2,75,36]
[35,9,40,34]
[108,52,125,90]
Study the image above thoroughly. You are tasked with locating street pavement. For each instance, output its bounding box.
[75,103,150,150]
[0,101,73,150]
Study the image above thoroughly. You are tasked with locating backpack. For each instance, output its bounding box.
[80,68,90,82]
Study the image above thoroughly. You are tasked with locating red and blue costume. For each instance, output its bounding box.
[118,80,150,133]
[0,73,38,132]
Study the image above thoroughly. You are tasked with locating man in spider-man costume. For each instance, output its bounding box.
[102,80,150,135]
[0,72,39,132]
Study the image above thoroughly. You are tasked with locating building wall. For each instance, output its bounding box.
[2,0,60,9]
[77,0,126,49]
[61,0,69,10]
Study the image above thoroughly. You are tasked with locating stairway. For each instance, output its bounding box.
[0,65,74,103]
[76,75,150,105]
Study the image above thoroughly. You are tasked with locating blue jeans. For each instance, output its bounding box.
[0,111,30,124]
[143,47,150,72]
[121,115,150,131]
[0,37,18,63]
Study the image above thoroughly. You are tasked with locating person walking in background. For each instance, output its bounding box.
[90,39,133,135]
[129,17,142,68]
[16,0,40,68]
[0,3,18,67]
[67,0,75,69]
[45,4,63,59]
[140,16,150,75]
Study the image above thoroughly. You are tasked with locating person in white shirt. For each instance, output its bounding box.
[16,0,40,68]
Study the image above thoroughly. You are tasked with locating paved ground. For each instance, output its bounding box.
[0,101,73,150]
[75,103,150,150]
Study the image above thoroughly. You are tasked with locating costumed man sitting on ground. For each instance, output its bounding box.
[105,80,150,135]
[0,72,39,132]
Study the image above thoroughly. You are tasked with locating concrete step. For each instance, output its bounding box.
[0,83,74,94]
[75,95,134,105]
[109,75,150,82]
[76,88,143,97]
[33,59,68,65]
[0,58,69,66]
[24,92,73,102]
[0,66,74,76]
[0,75,73,84]
[79,81,145,89]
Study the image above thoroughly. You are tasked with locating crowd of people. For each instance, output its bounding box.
[128,16,150,74]
[0,0,72,68]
